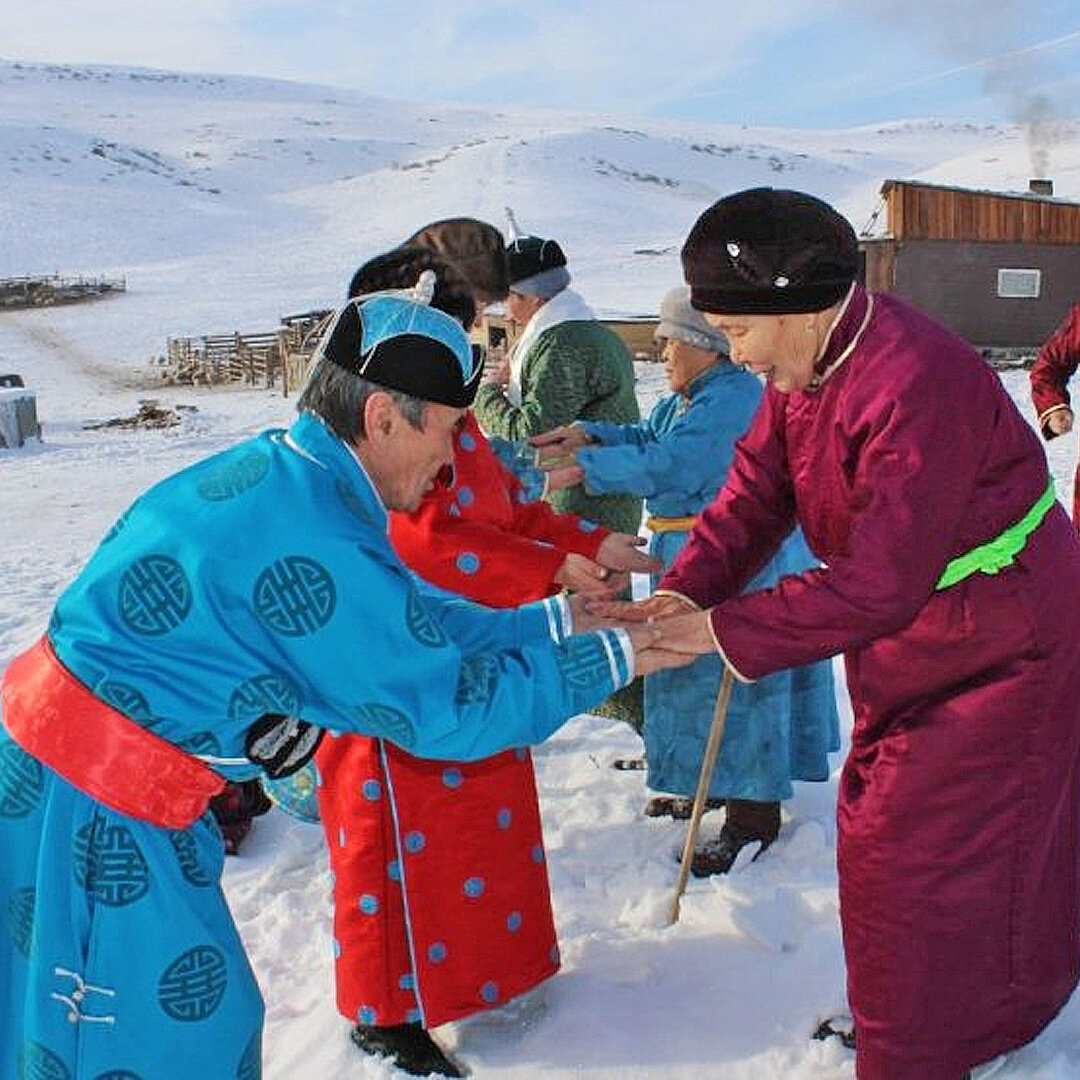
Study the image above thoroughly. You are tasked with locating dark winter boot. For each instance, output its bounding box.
[811,1016,856,1050]
[210,779,274,856]
[725,798,781,843]
[350,1022,466,1077]
[644,795,725,820]
[689,800,781,877]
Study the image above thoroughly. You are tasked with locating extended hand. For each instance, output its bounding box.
[596,533,661,575]
[544,462,585,492]
[585,593,696,624]
[646,608,717,656]
[532,424,591,467]
[624,622,699,676]
[555,553,626,599]
[1047,409,1074,436]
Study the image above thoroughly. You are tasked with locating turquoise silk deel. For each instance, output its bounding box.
[0,410,631,1078]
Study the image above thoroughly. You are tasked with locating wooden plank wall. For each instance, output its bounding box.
[884,181,1080,243]
[481,314,661,360]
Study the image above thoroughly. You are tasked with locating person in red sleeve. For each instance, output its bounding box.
[389,410,646,603]
[1030,300,1080,527]
[314,230,656,1078]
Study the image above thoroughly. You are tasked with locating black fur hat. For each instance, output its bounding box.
[319,294,481,408]
[682,188,858,315]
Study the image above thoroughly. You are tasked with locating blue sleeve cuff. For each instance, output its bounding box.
[597,626,633,688]
[542,594,572,641]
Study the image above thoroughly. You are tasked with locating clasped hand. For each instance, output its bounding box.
[531,425,588,491]
[555,534,661,599]
[1047,408,1074,437]
[568,593,720,676]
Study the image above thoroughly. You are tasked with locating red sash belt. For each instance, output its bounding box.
[1,637,225,828]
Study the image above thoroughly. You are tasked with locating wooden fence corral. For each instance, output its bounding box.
[282,309,334,391]
[162,313,332,392]
[0,274,126,309]
[164,306,663,394]
[163,331,280,388]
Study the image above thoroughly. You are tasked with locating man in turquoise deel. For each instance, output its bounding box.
[0,292,675,1079]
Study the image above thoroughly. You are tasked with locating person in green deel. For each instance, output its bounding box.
[472,234,643,538]
[473,234,647,728]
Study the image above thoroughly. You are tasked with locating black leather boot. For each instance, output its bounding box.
[350,1022,466,1077]
[645,795,725,819]
[689,800,781,877]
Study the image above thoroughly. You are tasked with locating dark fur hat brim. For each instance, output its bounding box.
[682,188,858,315]
[402,218,509,304]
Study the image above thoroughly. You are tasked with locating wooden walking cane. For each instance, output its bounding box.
[669,666,736,924]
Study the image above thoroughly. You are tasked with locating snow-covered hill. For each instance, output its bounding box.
[2,57,1078,341]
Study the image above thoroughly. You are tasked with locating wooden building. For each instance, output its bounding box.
[861,179,1080,351]
[478,313,660,361]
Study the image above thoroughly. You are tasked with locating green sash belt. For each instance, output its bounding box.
[935,478,1056,590]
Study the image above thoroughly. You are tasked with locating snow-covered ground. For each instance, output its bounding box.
[2,59,1080,1078]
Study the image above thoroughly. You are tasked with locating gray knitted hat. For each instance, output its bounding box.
[654,286,730,355]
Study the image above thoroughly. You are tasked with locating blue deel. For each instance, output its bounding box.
[576,362,840,799]
[0,409,631,1077]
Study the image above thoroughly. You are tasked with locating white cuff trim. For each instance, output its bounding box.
[1037,403,1072,428]
[707,612,754,684]
[544,594,572,641]
[651,589,702,611]
[604,626,634,688]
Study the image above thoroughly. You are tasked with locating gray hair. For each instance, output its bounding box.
[297,357,427,443]
[510,265,571,300]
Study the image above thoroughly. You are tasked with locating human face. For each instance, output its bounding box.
[660,337,719,396]
[506,290,543,327]
[374,399,465,513]
[704,312,820,393]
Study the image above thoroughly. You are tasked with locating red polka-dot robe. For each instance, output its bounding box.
[316,412,610,1029]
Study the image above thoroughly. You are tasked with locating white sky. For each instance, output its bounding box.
[1,0,1078,127]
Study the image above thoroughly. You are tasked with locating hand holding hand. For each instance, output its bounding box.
[531,424,592,467]
[645,608,718,656]
[596,533,662,576]
[1047,409,1074,436]
[544,463,586,492]
[624,622,698,676]
[584,593,695,624]
[554,553,625,599]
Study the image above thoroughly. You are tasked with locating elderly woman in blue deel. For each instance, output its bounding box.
[535,286,839,874]
[0,293,677,1079]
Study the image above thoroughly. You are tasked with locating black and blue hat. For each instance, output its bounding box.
[318,294,482,408]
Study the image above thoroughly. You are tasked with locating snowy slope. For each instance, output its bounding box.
[2,59,1080,1080]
